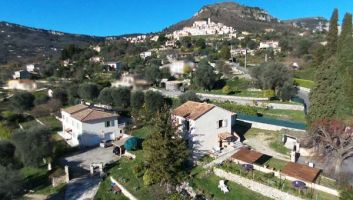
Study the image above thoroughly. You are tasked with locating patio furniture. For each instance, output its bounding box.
[242,164,254,172]
[218,180,229,193]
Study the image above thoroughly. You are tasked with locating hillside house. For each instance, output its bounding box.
[172,101,237,158]
[13,70,31,79]
[103,61,120,71]
[112,73,151,90]
[59,103,125,147]
[160,60,196,77]
[259,40,281,53]
[7,79,37,91]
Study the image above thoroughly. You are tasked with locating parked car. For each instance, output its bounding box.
[100,140,113,148]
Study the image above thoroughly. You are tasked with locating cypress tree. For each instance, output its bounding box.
[308,57,340,122]
[326,9,339,56]
[338,13,353,51]
[337,13,353,115]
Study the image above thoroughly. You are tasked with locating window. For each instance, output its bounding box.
[218,120,223,128]
[120,130,122,133]
[105,121,111,127]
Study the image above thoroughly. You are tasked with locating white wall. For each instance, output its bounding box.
[192,107,235,156]
[61,111,123,147]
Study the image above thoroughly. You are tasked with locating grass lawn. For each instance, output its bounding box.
[269,137,290,155]
[264,157,288,170]
[21,167,64,196]
[20,120,42,129]
[190,167,271,200]
[0,123,11,139]
[131,126,155,139]
[294,67,316,81]
[95,150,165,200]
[196,89,265,97]
[38,116,61,131]
[294,78,315,89]
[260,108,307,124]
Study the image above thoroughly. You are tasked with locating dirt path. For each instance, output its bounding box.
[244,132,290,161]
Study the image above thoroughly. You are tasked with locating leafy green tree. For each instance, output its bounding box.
[219,45,231,60]
[326,9,339,56]
[10,92,35,112]
[111,87,131,109]
[78,82,100,101]
[144,91,164,113]
[52,88,68,105]
[193,59,217,90]
[0,141,16,167]
[0,166,23,200]
[309,57,340,122]
[145,65,161,85]
[11,127,52,167]
[311,45,326,68]
[278,81,296,101]
[157,33,168,45]
[251,62,294,97]
[130,90,145,110]
[98,88,113,105]
[179,91,200,104]
[195,38,206,49]
[143,109,190,188]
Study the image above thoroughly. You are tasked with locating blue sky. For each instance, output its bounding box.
[0,0,352,36]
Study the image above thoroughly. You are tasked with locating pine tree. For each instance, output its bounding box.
[326,9,339,56]
[142,108,190,188]
[308,57,340,122]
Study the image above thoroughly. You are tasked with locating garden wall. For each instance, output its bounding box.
[214,168,303,200]
[110,176,137,200]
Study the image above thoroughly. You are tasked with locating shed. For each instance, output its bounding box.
[281,162,321,183]
[231,148,267,164]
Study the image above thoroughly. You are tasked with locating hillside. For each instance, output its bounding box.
[164,2,295,33]
[284,17,329,31]
[0,21,105,64]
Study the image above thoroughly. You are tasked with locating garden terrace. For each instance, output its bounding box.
[230,148,269,164]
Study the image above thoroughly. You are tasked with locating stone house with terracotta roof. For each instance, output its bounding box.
[172,101,237,158]
[59,103,125,147]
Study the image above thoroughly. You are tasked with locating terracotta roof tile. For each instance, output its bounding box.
[62,104,118,122]
[281,162,321,183]
[172,101,215,120]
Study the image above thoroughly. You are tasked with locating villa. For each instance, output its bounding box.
[172,101,238,158]
[59,103,125,147]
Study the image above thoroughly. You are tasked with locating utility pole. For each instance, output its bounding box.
[244,48,247,69]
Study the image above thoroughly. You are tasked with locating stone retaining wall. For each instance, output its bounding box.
[214,168,303,200]
[110,176,137,200]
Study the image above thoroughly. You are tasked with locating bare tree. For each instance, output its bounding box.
[309,119,353,175]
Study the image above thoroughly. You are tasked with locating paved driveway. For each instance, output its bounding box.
[60,146,118,175]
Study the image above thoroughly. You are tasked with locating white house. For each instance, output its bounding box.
[26,64,38,72]
[172,101,237,158]
[160,60,196,77]
[259,40,281,53]
[140,51,152,59]
[7,79,37,91]
[13,70,31,79]
[59,103,125,147]
[103,61,120,71]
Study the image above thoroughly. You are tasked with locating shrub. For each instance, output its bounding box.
[216,102,257,116]
[263,89,275,98]
[143,169,157,186]
[222,85,232,95]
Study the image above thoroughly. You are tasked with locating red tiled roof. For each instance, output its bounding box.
[281,162,321,183]
[172,101,215,120]
[231,148,265,164]
[62,104,118,122]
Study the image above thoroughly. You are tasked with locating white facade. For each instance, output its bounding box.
[140,51,152,59]
[26,64,37,72]
[161,60,195,77]
[172,18,236,39]
[60,105,124,147]
[259,41,281,52]
[173,103,236,158]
